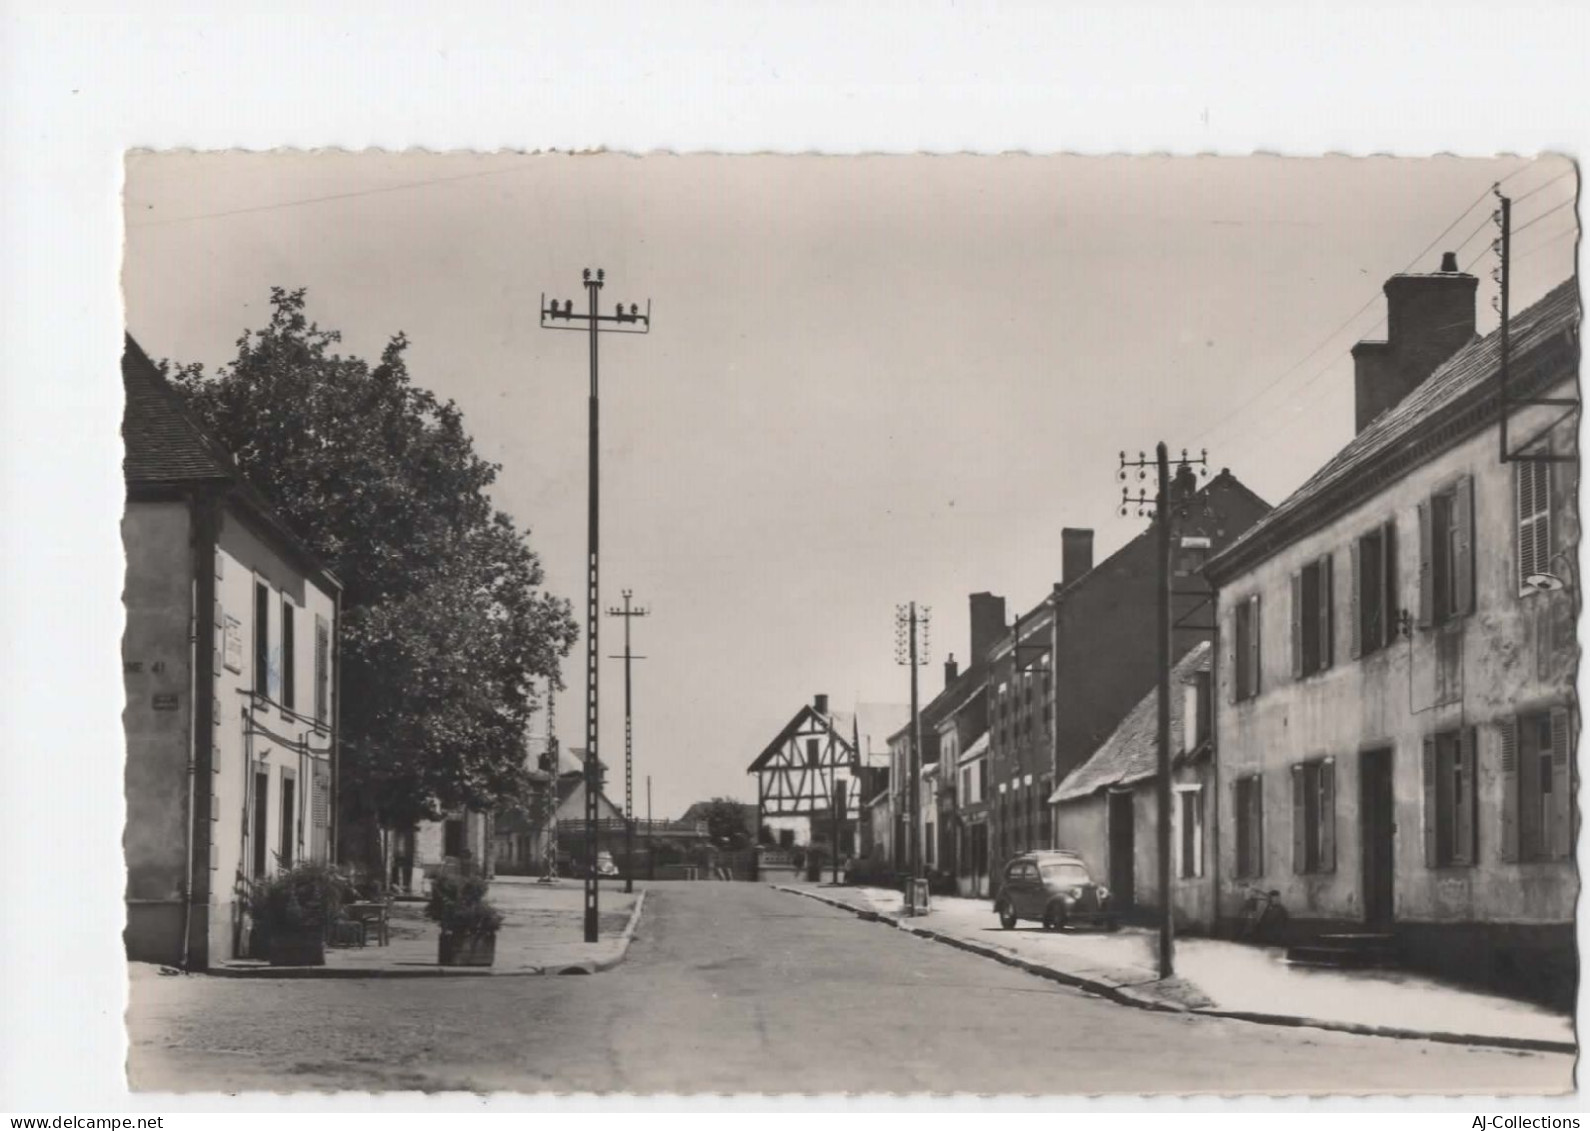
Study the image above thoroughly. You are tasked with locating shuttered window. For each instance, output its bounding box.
[1291,555,1334,678]
[1232,595,1261,701]
[280,599,296,710]
[1516,459,1552,592]
[253,581,270,697]
[1351,521,1399,658]
[314,614,331,726]
[1423,729,1477,867]
[1505,709,1574,861]
[1234,774,1264,878]
[1175,786,1205,879]
[1291,759,1335,874]
[1419,476,1475,626]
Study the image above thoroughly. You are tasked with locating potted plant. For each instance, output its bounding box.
[426,871,504,967]
[249,861,349,966]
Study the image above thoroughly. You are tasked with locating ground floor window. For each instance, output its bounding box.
[1292,758,1335,874]
[1234,773,1263,878]
[1423,729,1475,867]
[1504,708,1573,861]
[1174,785,1204,878]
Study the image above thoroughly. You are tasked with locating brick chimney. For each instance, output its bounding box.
[944,653,959,688]
[968,592,1007,663]
[1351,252,1478,433]
[1061,528,1094,587]
[814,693,829,715]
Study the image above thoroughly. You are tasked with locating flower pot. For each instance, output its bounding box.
[268,927,326,967]
[439,930,497,967]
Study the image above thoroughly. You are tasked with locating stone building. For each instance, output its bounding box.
[122,336,341,968]
[1204,263,1578,1005]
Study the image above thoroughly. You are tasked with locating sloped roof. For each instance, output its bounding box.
[1049,642,1211,804]
[956,731,990,766]
[122,335,239,485]
[1208,278,1580,580]
[748,700,906,772]
[886,660,990,748]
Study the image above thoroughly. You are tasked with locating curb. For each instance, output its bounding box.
[771,884,1573,1055]
[208,889,649,980]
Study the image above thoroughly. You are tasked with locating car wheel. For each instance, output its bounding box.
[997,900,1017,930]
[1045,903,1066,932]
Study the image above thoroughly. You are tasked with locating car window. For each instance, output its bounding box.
[1039,862,1091,885]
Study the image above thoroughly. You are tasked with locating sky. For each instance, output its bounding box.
[121,153,1578,819]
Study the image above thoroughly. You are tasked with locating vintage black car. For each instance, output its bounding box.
[993,850,1117,931]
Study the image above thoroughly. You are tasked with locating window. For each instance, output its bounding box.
[279,770,297,869]
[280,599,296,711]
[1516,459,1553,593]
[1175,786,1205,879]
[251,767,270,878]
[806,738,820,768]
[1183,670,1212,752]
[1423,729,1476,867]
[253,581,270,697]
[314,615,331,726]
[1419,476,1475,626]
[1234,774,1264,878]
[1352,521,1399,657]
[1232,595,1261,701]
[978,759,988,800]
[1291,758,1335,873]
[1503,709,1573,862]
[1291,554,1334,678]
[443,818,466,858]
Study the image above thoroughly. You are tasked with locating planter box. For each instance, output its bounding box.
[439,930,497,967]
[267,928,327,967]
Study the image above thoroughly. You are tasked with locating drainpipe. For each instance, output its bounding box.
[179,551,198,972]
[329,586,343,867]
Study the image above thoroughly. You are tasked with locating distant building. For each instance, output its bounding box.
[1205,266,1579,1006]
[747,695,907,851]
[1050,643,1215,929]
[990,480,1270,877]
[122,337,341,969]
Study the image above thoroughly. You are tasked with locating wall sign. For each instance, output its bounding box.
[152,693,179,711]
[223,614,244,674]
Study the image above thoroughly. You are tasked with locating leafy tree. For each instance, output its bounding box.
[695,797,752,849]
[168,288,578,845]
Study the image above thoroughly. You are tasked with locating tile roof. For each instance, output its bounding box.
[1049,642,1211,804]
[1209,278,1580,579]
[122,335,238,486]
[956,730,990,765]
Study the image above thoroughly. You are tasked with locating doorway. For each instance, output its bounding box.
[1108,790,1135,908]
[1360,747,1395,928]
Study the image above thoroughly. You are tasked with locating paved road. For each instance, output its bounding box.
[128,883,1572,1095]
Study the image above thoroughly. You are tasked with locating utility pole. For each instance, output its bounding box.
[1119,444,1207,980]
[646,774,654,882]
[538,684,559,884]
[541,269,651,942]
[607,590,649,894]
[894,602,931,909]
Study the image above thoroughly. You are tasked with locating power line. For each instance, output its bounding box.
[127,158,547,228]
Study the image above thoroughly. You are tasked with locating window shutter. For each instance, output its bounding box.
[1499,718,1520,863]
[1417,500,1434,628]
[1226,606,1239,704]
[1319,759,1336,873]
[1253,772,1264,873]
[1248,595,1262,697]
[1290,572,1304,679]
[1422,736,1438,867]
[1454,475,1475,616]
[1384,520,1400,646]
[1349,539,1363,659]
[1457,728,1477,865]
[1319,554,1334,669]
[1549,706,1572,860]
[1291,764,1305,873]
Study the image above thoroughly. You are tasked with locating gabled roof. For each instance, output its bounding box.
[122,335,341,590]
[956,731,990,766]
[1208,278,1580,581]
[886,659,990,749]
[991,470,1270,655]
[1049,642,1211,805]
[748,700,907,772]
[122,335,240,486]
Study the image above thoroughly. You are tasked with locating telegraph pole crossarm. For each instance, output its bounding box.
[539,268,653,943]
[607,590,650,895]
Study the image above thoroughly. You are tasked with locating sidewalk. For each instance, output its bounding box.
[212,876,644,977]
[776,882,1575,1053]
